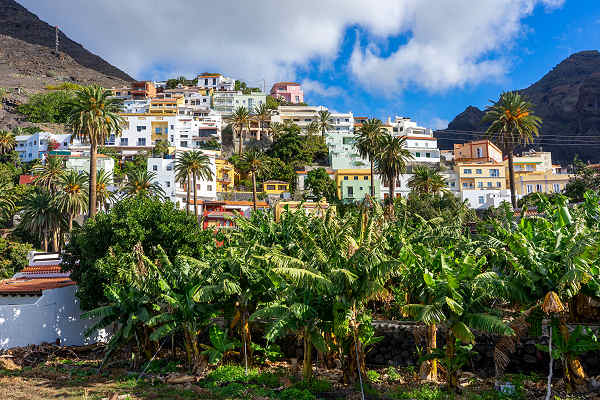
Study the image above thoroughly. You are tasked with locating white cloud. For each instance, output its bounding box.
[17,0,563,93]
[430,118,449,130]
[301,79,344,98]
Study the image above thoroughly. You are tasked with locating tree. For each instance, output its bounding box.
[17,90,75,123]
[68,85,124,217]
[231,106,251,154]
[563,159,600,202]
[269,122,285,140]
[254,103,271,141]
[153,140,170,157]
[186,151,214,218]
[355,118,385,197]
[62,196,212,310]
[304,120,320,136]
[175,152,194,215]
[20,189,63,252]
[85,168,115,212]
[0,237,33,280]
[408,166,447,195]
[304,168,337,202]
[0,182,17,227]
[483,91,542,209]
[0,131,16,156]
[122,169,165,199]
[316,110,333,137]
[241,148,264,211]
[53,169,88,232]
[32,156,64,193]
[375,134,413,212]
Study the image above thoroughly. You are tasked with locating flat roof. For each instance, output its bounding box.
[0,277,75,295]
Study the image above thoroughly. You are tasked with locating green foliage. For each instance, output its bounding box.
[390,386,448,400]
[196,138,221,150]
[304,167,337,202]
[366,369,381,383]
[536,323,600,360]
[63,196,213,310]
[293,378,332,393]
[279,388,316,400]
[201,325,239,365]
[0,237,33,279]
[205,365,259,384]
[563,158,600,202]
[17,90,75,123]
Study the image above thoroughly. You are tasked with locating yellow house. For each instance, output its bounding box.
[455,163,506,191]
[149,96,184,115]
[505,152,571,197]
[334,169,378,201]
[263,180,290,195]
[274,199,336,222]
[151,119,169,142]
[215,159,237,192]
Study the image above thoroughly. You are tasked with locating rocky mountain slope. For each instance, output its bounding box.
[0,0,133,130]
[437,50,600,163]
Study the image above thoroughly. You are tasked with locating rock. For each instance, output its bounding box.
[0,356,20,370]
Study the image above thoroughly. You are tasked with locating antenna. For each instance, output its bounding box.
[55,25,59,53]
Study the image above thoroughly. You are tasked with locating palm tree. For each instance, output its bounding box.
[0,182,16,224]
[304,120,320,136]
[408,166,448,195]
[316,110,333,137]
[68,85,124,217]
[375,134,413,212]
[122,169,165,199]
[253,103,271,141]
[483,91,542,209]
[186,151,214,218]
[53,170,88,232]
[241,148,264,211]
[175,152,194,215]
[85,168,114,212]
[32,156,64,193]
[0,130,16,156]
[231,106,251,154]
[11,126,26,136]
[20,190,63,252]
[269,122,285,140]
[355,118,385,197]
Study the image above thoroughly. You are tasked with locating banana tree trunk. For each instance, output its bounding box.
[420,323,438,381]
[558,317,587,392]
[183,328,194,370]
[446,332,458,390]
[51,230,59,252]
[240,306,252,372]
[303,327,313,380]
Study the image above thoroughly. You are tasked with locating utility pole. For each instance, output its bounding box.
[55,25,59,53]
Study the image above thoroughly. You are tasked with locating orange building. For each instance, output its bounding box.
[454,140,503,163]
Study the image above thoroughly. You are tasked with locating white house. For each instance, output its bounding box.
[0,252,106,349]
[147,149,218,208]
[388,116,441,164]
[460,189,512,209]
[196,74,235,91]
[212,91,267,115]
[15,132,72,162]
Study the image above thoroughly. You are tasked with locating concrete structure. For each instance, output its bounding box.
[263,180,290,196]
[270,82,304,104]
[63,152,115,182]
[197,74,235,91]
[147,149,218,208]
[15,132,72,162]
[0,252,105,349]
[388,117,440,165]
[454,140,503,163]
[212,91,267,115]
[215,159,237,192]
[271,105,328,130]
[274,199,335,222]
[111,81,157,100]
[149,96,185,115]
[336,169,380,203]
[122,99,150,114]
[507,151,571,198]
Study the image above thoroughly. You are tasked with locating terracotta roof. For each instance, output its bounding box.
[264,180,289,185]
[206,211,235,218]
[21,265,62,275]
[19,175,35,185]
[0,278,76,295]
[272,82,300,86]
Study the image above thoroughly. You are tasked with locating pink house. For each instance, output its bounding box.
[270,82,304,104]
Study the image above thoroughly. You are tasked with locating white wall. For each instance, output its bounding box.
[0,285,106,349]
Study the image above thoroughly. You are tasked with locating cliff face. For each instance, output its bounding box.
[438,51,600,163]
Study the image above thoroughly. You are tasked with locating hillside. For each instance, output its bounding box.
[437,50,600,163]
[0,0,133,130]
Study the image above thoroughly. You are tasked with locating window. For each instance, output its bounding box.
[360,187,364,191]
[478,182,483,188]
[166,164,172,171]
[489,169,500,177]
[344,176,348,180]
[152,165,158,171]
[478,196,485,204]
[181,141,188,148]
[450,181,456,187]
[497,182,501,187]
[553,183,561,192]
[120,138,129,146]
[347,187,354,197]
[155,128,162,134]
[363,176,369,180]
[426,153,431,158]
[207,185,212,191]
[415,152,421,157]
[476,169,482,174]
[526,184,533,194]
[137,126,146,132]
[278,185,287,190]
[536,184,543,192]
[170,125,174,130]
[487,182,492,188]
[464,169,472,174]
[137,138,146,146]
[462,183,469,188]
[354,176,358,180]
[267,184,276,190]
[476,147,483,158]
[166,181,170,188]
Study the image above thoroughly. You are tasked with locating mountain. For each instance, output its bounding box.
[437,50,600,163]
[0,0,134,130]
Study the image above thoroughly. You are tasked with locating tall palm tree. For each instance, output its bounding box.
[84,168,115,212]
[269,122,285,140]
[304,120,320,136]
[408,166,448,195]
[187,151,214,218]
[375,134,413,212]
[21,190,63,252]
[253,103,271,141]
[483,91,542,209]
[355,118,385,197]
[53,170,88,232]
[175,152,194,215]
[32,156,64,194]
[0,130,16,156]
[231,106,251,154]
[316,110,333,137]
[240,148,263,211]
[0,182,16,224]
[68,85,124,217]
[122,169,165,199]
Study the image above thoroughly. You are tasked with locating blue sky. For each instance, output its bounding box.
[19,0,600,128]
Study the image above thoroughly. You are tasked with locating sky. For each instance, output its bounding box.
[18,0,600,129]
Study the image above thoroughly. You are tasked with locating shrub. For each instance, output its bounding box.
[205,365,258,384]
[253,372,280,388]
[17,90,75,123]
[0,238,33,279]
[366,369,381,383]
[293,378,332,393]
[278,388,315,400]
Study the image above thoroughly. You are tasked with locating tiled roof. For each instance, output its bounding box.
[0,278,76,295]
[19,175,35,185]
[21,265,62,275]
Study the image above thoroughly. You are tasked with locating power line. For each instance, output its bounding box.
[435,128,600,140]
